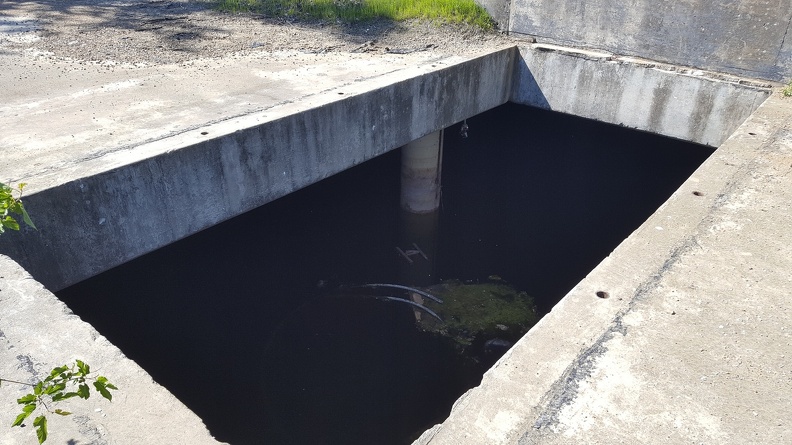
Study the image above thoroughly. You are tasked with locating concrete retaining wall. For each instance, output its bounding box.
[0,45,773,292]
[510,45,772,147]
[0,255,224,445]
[476,0,511,29]
[0,49,515,292]
[509,0,792,82]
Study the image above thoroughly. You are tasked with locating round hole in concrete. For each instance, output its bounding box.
[748,132,756,136]
[692,191,704,196]
[596,291,610,299]
[200,131,209,136]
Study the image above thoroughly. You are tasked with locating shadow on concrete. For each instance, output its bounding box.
[0,0,415,55]
[511,55,550,109]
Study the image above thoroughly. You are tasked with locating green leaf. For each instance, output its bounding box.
[22,404,37,414]
[12,410,31,427]
[105,383,119,391]
[52,391,79,402]
[33,382,43,396]
[44,383,65,395]
[50,365,69,377]
[76,360,89,376]
[94,381,112,401]
[54,409,71,416]
[17,394,36,404]
[2,216,20,231]
[77,383,90,399]
[33,415,47,444]
[20,206,36,229]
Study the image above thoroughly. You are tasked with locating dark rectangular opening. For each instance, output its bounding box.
[57,103,714,445]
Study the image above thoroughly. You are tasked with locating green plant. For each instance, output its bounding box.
[783,80,792,97]
[217,0,495,30]
[0,182,36,233]
[2,187,115,443]
[1,360,117,444]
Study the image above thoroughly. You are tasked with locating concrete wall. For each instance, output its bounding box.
[0,49,515,292]
[511,45,772,147]
[476,0,511,29]
[509,0,792,82]
[0,45,774,292]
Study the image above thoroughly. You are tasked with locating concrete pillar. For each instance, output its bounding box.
[400,131,443,213]
[399,131,443,321]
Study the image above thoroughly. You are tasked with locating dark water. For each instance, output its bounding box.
[57,103,713,444]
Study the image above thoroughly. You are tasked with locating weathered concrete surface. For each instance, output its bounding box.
[0,47,515,292]
[512,44,772,147]
[476,0,511,29]
[509,0,792,82]
[0,255,224,445]
[415,91,792,444]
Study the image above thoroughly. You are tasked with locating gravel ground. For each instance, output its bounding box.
[0,0,512,66]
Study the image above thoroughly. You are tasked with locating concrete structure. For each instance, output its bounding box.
[0,49,514,292]
[400,131,444,213]
[415,88,792,445]
[0,255,224,445]
[0,44,771,293]
[512,45,772,147]
[2,1,790,444]
[509,0,792,82]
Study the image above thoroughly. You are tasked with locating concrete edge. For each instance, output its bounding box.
[0,47,517,292]
[416,90,789,444]
[0,254,225,445]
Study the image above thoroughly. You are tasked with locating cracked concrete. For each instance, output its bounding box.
[0,255,225,445]
[417,92,792,444]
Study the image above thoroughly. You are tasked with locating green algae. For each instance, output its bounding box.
[414,279,540,352]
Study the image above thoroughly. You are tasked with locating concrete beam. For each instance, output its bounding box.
[511,45,772,147]
[0,48,515,291]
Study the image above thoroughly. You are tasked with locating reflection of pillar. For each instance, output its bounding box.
[400,131,443,213]
[399,130,443,321]
[398,210,439,288]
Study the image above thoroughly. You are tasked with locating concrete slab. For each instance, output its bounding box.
[0,48,489,189]
[0,254,224,445]
[416,92,792,444]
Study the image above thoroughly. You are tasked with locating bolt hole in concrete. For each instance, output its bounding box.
[596,291,610,299]
[693,190,705,196]
[200,131,208,135]
[57,103,713,445]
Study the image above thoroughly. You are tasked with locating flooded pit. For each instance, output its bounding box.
[57,103,713,444]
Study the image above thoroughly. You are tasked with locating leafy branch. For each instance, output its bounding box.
[0,182,36,233]
[2,360,118,444]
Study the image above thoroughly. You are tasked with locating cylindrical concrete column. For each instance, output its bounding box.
[400,131,443,213]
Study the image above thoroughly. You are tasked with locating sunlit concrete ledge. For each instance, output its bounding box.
[416,92,792,444]
[0,255,226,445]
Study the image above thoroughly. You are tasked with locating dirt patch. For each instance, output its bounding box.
[0,0,512,65]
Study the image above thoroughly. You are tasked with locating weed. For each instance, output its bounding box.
[783,80,792,97]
